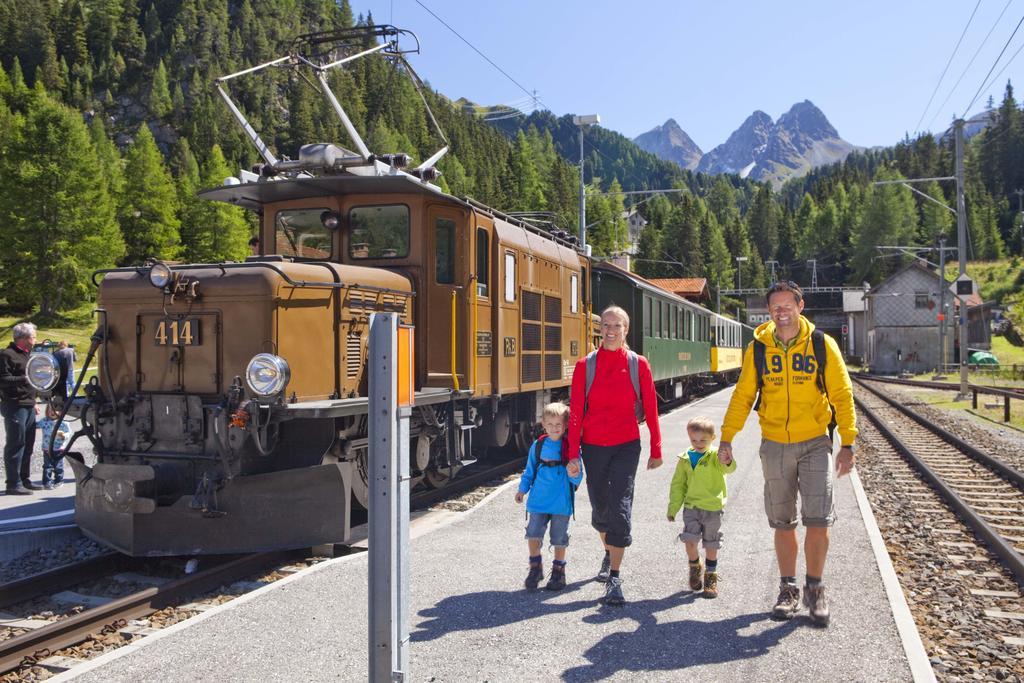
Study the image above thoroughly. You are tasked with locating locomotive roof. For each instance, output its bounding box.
[198,173,447,211]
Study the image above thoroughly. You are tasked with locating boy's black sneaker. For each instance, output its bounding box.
[596,552,611,583]
[603,576,625,605]
[545,568,566,591]
[524,564,543,591]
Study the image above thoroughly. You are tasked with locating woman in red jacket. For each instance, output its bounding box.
[566,305,662,605]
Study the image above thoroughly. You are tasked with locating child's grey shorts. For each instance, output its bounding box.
[680,507,724,549]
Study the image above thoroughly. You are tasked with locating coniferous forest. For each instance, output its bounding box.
[2,0,1024,317]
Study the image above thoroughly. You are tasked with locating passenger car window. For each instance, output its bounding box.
[504,252,516,302]
[476,228,489,297]
[349,205,410,259]
[274,209,332,259]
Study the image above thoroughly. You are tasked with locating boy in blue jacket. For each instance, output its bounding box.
[515,402,584,591]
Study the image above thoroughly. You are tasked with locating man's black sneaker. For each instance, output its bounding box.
[545,569,566,591]
[603,576,625,605]
[596,553,611,583]
[803,584,830,627]
[771,582,801,620]
[524,564,543,591]
[21,480,41,491]
[5,487,31,496]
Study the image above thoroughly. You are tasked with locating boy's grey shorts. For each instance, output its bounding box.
[680,508,724,549]
[759,435,836,529]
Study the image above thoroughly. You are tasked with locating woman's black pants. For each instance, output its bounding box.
[581,439,641,548]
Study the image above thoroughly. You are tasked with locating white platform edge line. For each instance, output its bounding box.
[850,469,936,683]
[52,478,520,681]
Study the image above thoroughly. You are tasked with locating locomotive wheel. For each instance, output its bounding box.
[513,423,534,454]
[424,461,462,488]
[351,449,370,508]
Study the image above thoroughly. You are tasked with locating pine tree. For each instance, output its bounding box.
[0,90,123,313]
[149,59,172,118]
[119,123,181,264]
[850,169,918,282]
[188,145,250,263]
[748,183,780,260]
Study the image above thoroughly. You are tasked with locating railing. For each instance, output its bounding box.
[937,363,1024,382]
[854,372,1022,423]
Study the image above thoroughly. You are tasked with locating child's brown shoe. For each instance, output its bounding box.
[703,571,719,599]
[688,560,703,591]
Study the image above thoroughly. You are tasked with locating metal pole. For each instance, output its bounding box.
[716,279,721,314]
[938,238,946,377]
[368,313,409,682]
[955,119,969,399]
[578,126,586,250]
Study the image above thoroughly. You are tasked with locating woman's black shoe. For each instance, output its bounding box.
[5,487,31,495]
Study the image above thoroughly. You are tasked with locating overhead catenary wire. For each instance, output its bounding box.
[927,0,1015,132]
[915,0,982,135]
[964,13,1024,114]
[976,37,1024,100]
[413,0,550,112]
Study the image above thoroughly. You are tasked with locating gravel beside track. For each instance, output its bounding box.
[854,385,1024,681]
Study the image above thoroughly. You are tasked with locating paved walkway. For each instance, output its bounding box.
[62,387,923,682]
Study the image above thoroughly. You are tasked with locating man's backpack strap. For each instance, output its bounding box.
[810,329,837,439]
[751,340,767,411]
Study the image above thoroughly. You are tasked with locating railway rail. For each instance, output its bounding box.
[852,378,1024,676]
[0,453,529,680]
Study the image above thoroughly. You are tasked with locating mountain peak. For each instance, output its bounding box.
[633,119,703,170]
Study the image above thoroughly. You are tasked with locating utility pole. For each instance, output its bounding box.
[573,114,600,253]
[955,118,969,399]
[936,238,949,378]
[808,259,818,289]
[765,260,779,283]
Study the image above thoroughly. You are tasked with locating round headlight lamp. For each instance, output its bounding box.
[149,261,173,289]
[26,352,60,392]
[245,354,290,397]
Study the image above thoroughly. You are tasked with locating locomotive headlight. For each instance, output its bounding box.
[245,353,291,397]
[149,261,173,289]
[26,352,60,392]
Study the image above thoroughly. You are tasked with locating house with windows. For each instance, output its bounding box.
[646,278,711,305]
[864,262,991,374]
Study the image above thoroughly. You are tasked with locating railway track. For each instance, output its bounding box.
[853,378,1024,678]
[0,454,528,681]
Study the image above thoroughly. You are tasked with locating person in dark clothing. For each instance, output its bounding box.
[54,340,76,399]
[566,305,663,606]
[0,322,41,494]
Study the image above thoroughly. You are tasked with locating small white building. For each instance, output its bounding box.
[623,209,647,256]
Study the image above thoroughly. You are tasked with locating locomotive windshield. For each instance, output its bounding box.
[349,204,410,259]
[275,209,333,259]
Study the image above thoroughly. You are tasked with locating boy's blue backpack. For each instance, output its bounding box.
[526,434,577,518]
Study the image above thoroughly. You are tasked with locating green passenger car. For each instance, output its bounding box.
[591,261,712,399]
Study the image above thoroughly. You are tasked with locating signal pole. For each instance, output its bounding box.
[954,118,969,399]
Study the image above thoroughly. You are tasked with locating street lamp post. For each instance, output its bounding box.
[573,114,600,253]
[734,256,748,321]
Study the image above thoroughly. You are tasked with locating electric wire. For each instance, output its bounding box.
[928,0,1015,132]
[964,13,1024,113]
[413,0,549,111]
[915,0,982,134]
[975,34,1024,105]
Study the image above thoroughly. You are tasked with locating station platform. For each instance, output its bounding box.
[0,425,82,563]
[60,388,932,682]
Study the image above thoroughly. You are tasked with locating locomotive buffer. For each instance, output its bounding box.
[368,313,414,682]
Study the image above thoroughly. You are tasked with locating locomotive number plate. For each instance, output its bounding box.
[154,318,201,346]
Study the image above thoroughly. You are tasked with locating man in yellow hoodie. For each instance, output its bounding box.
[719,281,856,627]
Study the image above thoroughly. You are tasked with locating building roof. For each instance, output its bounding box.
[647,277,710,299]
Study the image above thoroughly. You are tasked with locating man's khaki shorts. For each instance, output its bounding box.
[759,435,836,529]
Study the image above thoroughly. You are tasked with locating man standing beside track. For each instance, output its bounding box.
[718,281,856,627]
[1,323,41,495]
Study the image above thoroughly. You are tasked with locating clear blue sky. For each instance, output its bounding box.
[355,0,1024,150]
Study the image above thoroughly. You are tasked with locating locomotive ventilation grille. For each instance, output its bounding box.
[346,333,362,378]
[520,292,562,385]
[347,289,406,312]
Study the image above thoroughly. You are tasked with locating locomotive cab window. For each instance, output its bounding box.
[349,205,410,259]
[274,209,333,260]
[476,228,489,297]
[435,218,455,284]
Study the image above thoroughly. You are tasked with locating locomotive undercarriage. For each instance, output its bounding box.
[67,385,548,556]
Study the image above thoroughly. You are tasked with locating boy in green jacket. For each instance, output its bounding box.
[667,416,736,598]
